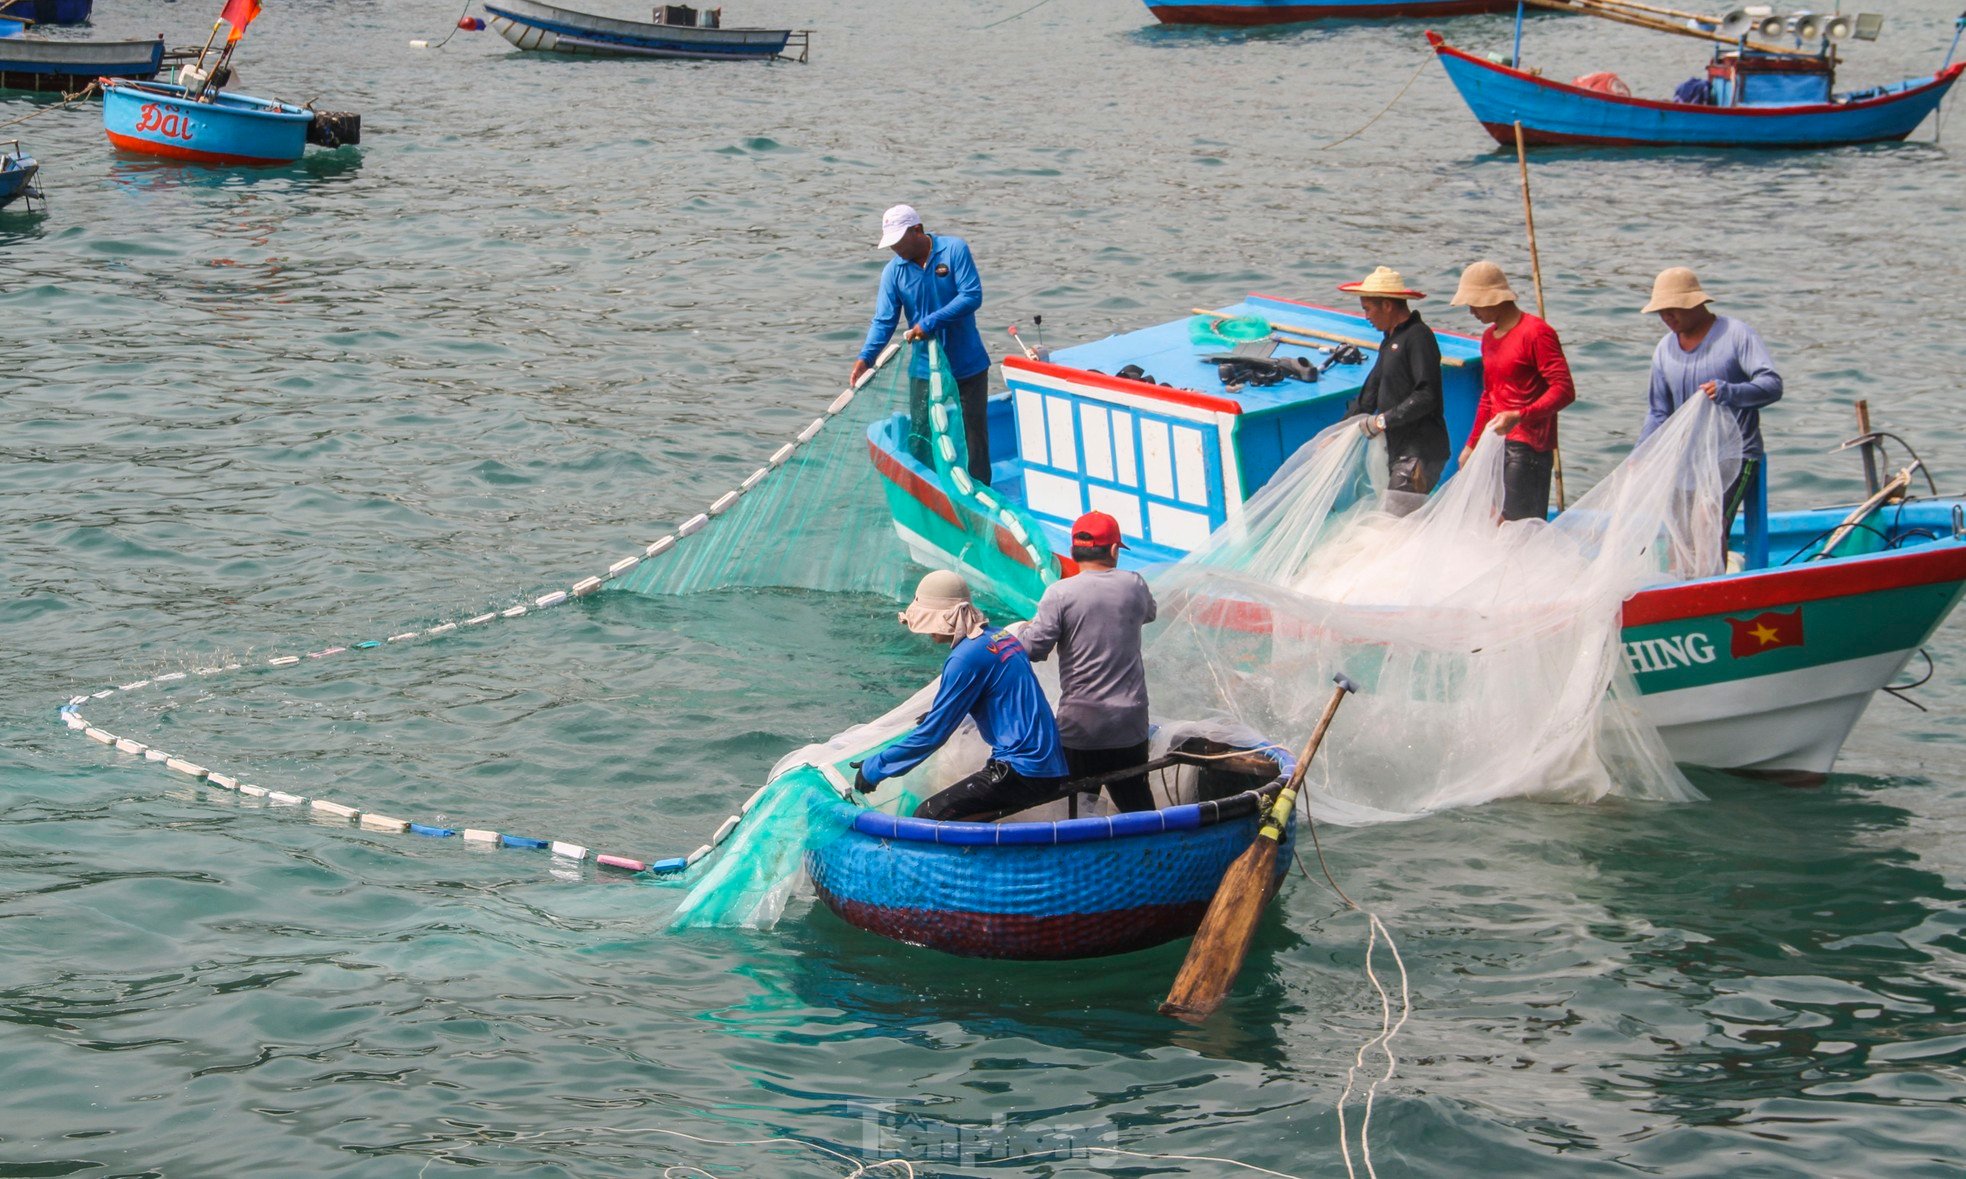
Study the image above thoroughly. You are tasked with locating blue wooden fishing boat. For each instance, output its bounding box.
[1430,30,1963,148]
[0,24,163,92]
[0,139,40,209]
[804,737,1293,959]
[1142,0,1513,23]
[100,79,323,165]
[0,0,93,26]
[484,0,807,61]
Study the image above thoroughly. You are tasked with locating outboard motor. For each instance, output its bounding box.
[306,110,361,148]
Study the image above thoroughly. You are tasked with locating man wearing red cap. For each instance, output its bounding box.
[1021,511,1160,812]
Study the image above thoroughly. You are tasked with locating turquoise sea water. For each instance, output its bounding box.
[5,1,1966,1174]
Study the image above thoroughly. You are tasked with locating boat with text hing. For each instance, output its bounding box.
[868,295,1966,781]
[483,0,807,61]
[791,713,1292,959]
[1431,3,1964,149]
[1141,0,1516,24]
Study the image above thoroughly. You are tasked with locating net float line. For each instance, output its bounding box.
[51,343,904,879]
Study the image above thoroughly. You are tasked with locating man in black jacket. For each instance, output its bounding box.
[1338,266,1449,504]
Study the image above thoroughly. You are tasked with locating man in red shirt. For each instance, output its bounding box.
[1451,260,1575,522]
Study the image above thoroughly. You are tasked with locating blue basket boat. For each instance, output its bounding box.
[806,739,1294,960]
[101,79,355,166]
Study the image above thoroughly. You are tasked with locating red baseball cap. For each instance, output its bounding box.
[1071,511,1126,549]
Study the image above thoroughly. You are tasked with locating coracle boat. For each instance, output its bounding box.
[869,295,1966,781]
[1141,0,1516,24]
[484,0,809,62]
[100,79,358,165]
[800,731,1293,959]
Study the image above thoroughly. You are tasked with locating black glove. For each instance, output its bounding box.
[852,765,876,794]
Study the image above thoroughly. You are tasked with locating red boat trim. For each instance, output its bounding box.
[103,130,294,166]
[1621,544,1966,627]
[1249,291,1482,343]
[869,439,960,528]
[1427,32,1966,119]
[1480,120,1918,148]
[1003,355,1242,416]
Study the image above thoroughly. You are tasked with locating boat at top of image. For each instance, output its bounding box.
[0,0,92,27]
[0,137,41,209]
[0,14,163,92]
[483,0,809,62]
[1140,0,1520,26]
[1431,2,1966,148]
[868,294,1966,783]
[99,0,359,166]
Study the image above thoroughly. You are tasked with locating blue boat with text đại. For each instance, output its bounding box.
[484,0,808,62]
[100,79,356,165]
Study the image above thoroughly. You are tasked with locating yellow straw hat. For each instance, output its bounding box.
[1338,265,1425,301]
[1642,267,1714,314]
[1450,260,1519,308]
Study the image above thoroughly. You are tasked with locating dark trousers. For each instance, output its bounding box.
[1388,454,1444,495]
[914,760,1069,823]
[1722,456,1760,542]
[908,370,993,485]
[1502,440,1554,522]
[1066,740,1155,814]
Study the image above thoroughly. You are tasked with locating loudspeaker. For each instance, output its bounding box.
[1788,12,1824,41]
[1754,13,1786,37]
[1821,13,1855,41]
[1716,8,1754,40]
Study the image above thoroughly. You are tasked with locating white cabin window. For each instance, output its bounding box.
[1080,404,1114,481]
[1140,419,1174,499]
[1045,396,1078,474]
[1174,426,1209,507]
[1015,390,1048,467]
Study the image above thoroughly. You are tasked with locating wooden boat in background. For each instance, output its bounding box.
[0,139,40,209]
[1142,0,1515,24]
[1429,30,1964,148]
[484,0,808,62]
[0,24,163,92]
[0,0,93,26]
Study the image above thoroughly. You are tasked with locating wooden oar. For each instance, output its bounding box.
[1160,673,1357,1022]
[1190,308,1468,369]
[1513,120,1566,512]
[1814,465,1915,560]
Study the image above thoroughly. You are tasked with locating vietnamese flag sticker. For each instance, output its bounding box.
[1727,607,1804,658]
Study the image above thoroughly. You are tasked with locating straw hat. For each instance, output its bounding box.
[1450,260,1519,308]
[1338,266,1425,301]
[898,569,987,639]
[1642,267,1714,314]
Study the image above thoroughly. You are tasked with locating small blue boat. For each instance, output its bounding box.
[1,0,93,26]
[806,738,1292,960]
[0,139,40,208]
[484,0,806,61]
[101,79,342,166]
[1429,29,1964,149]
[1143,0,1513,24]
[0,23,162,92]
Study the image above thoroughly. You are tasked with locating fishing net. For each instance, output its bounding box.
[608,341,922,600]
[1146,395,1744,824]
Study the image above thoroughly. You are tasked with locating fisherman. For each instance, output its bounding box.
[853,570,1071,822]
[1638,266,1783,537]
[1020,511,1159,813]
[1339,265,1450,503]
[1452,260,1576,522]
[850,204,994,485]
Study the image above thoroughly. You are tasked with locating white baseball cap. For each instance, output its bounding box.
[876,204,921,249]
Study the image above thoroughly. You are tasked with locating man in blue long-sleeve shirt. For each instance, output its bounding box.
[1638,267,1784,537]
[850,205,994,484]
[854,570,1069,822]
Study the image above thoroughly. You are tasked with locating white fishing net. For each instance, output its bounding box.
[1146,395,1744,824]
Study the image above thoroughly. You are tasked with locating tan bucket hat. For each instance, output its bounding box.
[1338,265,1425,301]
[898,569,988,639]
[1450,260,1519,308]
[1642,267,1714,314]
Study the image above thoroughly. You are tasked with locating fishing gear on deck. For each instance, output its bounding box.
[1204,353,1318,390]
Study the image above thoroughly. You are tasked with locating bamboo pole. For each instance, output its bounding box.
[1189,308,1469,369]
[1513,121,1565,512]
[1521,0,1786,54]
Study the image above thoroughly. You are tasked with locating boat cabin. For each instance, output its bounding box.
[1707,51,1834,106]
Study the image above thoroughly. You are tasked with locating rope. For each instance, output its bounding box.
[0,81,99,131]
[980,0,1061,30]
[55,343,906,879]
[1319,56,1430,151]
[416,0,478,49]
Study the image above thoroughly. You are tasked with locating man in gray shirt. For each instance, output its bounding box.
[1021,511,1159,812]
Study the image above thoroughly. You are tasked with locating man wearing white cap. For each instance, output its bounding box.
[1338,266,1449,502]
[851,205,994,485]
[854,570,1070,822]
[1639,266,1783,539]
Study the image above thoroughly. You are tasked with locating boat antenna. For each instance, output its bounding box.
[1512,0,1526,66]
[1945,11,1966,71]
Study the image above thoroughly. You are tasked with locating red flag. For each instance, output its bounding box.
[1727,608,1805,659]
[221,0,262,43]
